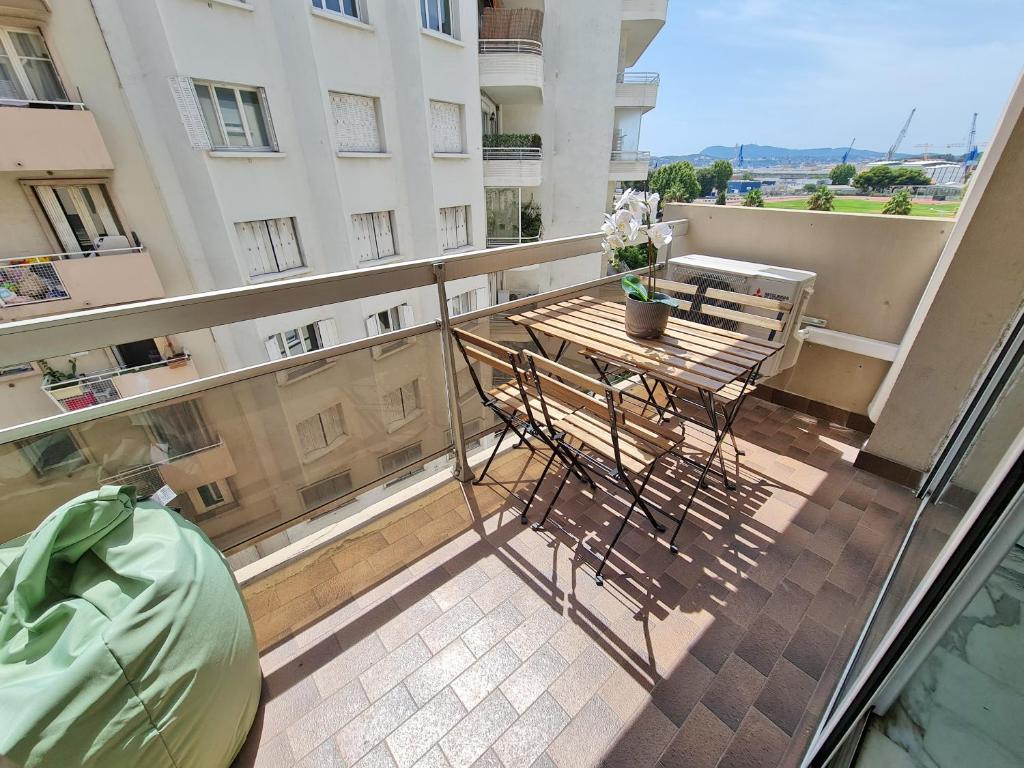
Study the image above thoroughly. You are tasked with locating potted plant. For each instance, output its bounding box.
[601,189,676,338]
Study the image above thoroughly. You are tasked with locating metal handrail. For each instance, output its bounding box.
[0,98,86,109]
[98,439,225,486]
[0,246,144,266]
[485,235,542,247]
[478,38,543,55]
[616,72,660,84]
[610,150,652,162]
[482,147,542,161]
[42,354,193,392]
[0,221,685,368]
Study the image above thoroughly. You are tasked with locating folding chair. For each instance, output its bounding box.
[451,328,593,523]
[519,350,691,585]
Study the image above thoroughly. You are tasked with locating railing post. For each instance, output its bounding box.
[433,262,474,482]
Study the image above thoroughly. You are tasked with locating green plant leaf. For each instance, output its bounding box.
[621,274,649,302]
[653,295,679,308]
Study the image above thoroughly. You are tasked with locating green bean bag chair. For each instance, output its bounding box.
[0,486,261,768]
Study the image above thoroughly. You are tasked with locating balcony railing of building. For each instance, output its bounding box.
[485,234,542,248]
[478,38,543,56]
[41,353,194,412]
[98,439,226,498]
[0,98,86,109]
[615,71,660,84]
[0,246,145,307]
[610,149,652,162]
[482,146,542,162]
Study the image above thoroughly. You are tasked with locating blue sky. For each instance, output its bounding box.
[634,0,1024,155]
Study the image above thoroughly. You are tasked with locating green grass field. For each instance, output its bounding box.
[763,198,960,218]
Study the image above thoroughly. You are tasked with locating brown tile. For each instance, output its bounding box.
[805,581,857,636]
[719,577,773,629]
[762,580,813,633]
[734,614,790,677]
[786,550,832,594]
[689,614,746,673]
[806,521,850,564]
[717,707,789,768]
[546,695,623,768]
[782,616,838,681]
[838,480,875,511]
[754,657,817,736]
[601,701,677,768]
[651,653,716,726]
[658,704,733,768]
[700,654,767,730]
[790,500,830,534]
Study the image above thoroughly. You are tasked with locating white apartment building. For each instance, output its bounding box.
[0,0,666,560]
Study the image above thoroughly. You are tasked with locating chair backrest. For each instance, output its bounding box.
[522,350,622,430]
[657,278,793,339]
[451,327,521,404]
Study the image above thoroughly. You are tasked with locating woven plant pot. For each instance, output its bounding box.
[624,294,671,338]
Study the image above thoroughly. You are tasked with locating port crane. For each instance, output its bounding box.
[887,108,916,160]
[841,138,855,164]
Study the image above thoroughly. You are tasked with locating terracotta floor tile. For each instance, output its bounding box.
[699,654,767,730]
[734,614,790,677]
[650,653,716,726]
[783,616,839,682]
[754,658,818,736]
[658,704,733,768]
[717,708,790,768]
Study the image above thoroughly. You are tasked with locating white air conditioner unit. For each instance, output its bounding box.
[93,234,133,253]
[667,254,816,378]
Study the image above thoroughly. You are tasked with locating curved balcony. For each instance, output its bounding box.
[478,39,544,104]
[609,149,652,181]
[620,0,669,67]
[615,71,660,113]
[482,146,543,187]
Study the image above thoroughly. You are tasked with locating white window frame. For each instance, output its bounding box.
[189,479,235,513]
[235,217,305,279]
[331,92,385,153]
[439,205,470,251]
[311,0,364,21]
[30,181,124,254]
[266,319,338,360]
[192,79,277,151]
[419,0,456,38]
[20,430,88,475]
[0,26,67,103]
[352,210,397,262]
[381,380,422,430]
[447,289,478,316]
[366,303,415,358]
[295,403,348,458]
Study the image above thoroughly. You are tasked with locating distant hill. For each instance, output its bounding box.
[652,144,913,168]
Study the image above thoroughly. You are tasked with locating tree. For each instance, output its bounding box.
[741,171,754,181]
[648,161,700,204]
[715,190,727,206]
[890,168,932,187]
[829,162,856,185]
[695,167,715,197]
[882,189,913,215]
[853,165,931,192]
[807,186,835,211]
[743,188,764,207]
[802,182,819,193]
[709,159,733,196]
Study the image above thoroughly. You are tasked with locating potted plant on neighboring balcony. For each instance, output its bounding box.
[601,189,676,338]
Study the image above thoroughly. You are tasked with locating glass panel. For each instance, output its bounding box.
[198,482,224,507]
[215,86,248,146]
[239,89,270,148]
[440,0,452,35]
[426,0,439,31]
[9,31,65,101]
[195,83,226,146]
[343,0,358,17]
[0,52,26,99]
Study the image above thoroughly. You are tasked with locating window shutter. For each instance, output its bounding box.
[331,92,382,152]
[236,221,276,278]
[373,211,396,258]
[401,380,418,413]
[265,336,283,360]
[317,318,339,347]
[429,101,462,153]
[268,218,303,271]
[322,404,346,444]
[85,185,120,236]
[399,304,415,329]
[352,213,376,261]
[364,313,381,337]
[34,186,81,253]
[382,388,403,424]
[168,76,213,150]
[67,186,101,245]
[296,415,326,455]
[455,206,468,247]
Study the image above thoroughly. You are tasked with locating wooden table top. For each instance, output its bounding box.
[508,295,783,394]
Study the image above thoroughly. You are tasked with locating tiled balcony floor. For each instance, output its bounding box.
[233,399,917,768]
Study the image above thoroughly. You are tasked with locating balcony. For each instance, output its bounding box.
[0,102,113,172]
[483,147,543,187]
[99,440,236,499]
[620,0,669,67]
[0,128,1021,768]
[42,354,199,411]
[615,72,660,112]
[478,39,544,103]
[609,149,652,180]
[0,246,165,322]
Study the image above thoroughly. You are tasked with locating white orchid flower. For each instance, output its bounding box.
[648,222,673,249]
[600,215,617,237]
[615,188,638,211]
[611,208,635,235]
[605,232,626,250]
[626,217,644,243]
[646,192,661,218]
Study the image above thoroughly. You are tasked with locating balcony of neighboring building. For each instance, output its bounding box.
[482,134,543,188]
[609,149,652,180]
[41,353,200,412]
[0,244,165,322]
[478,7,544,104]
[620,0,669,67]
[615,71,660,113]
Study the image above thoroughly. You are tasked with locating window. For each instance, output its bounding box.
[32,183,123,254]
[331,92,383,153]
[382,380,421,427]
[143,400,215,457]
[0,362,34,378]
[381,442,424,486]
[192,80,275,150]
[20,430,87,475]
[352,211,397,261]
[296,404,348,457]
[235,218,304,278]
[0,27,66,102]
[190,480,235,513]
[420,0,454,36]
[439,206,469,251]
[300,470,354,512]
[365,303,414,336]
[312,0,361,19]
[266,319,338,360]
[429,100,463,153]
[447,289,478,316]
